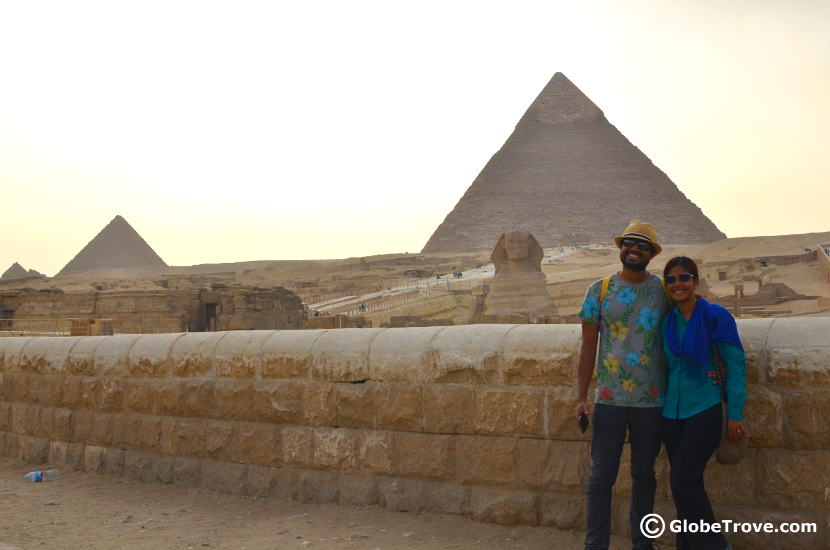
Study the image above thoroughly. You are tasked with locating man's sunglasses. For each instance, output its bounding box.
[664,273,696,284]
[621,238,652,252]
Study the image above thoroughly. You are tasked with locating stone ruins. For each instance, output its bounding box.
[59,215,168,275]
[422,73,725,253]
[483,231,556,320]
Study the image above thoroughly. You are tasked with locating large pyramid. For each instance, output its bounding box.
[422,73,725,253]
[58,215,167,274]
[1,262,35,280]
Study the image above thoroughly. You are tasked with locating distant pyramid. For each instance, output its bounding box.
[58,215,167,274]
[422,73,725,253]
[1,262,31,280]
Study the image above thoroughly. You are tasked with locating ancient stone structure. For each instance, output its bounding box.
[422,73,725,253]
[0,319,826,549]
[59,215,167,274]
[483,232,556,319]
[0,286,305,333]
[1,263,42,281]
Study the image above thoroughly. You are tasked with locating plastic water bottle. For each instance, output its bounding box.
[23,469,61,482]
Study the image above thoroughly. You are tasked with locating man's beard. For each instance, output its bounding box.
[620,250,650,271]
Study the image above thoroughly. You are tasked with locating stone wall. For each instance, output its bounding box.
[0,320,828,549]
[818,244,830,283]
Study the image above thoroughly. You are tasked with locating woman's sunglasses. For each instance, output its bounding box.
[621,238,652,252]
[664,273,696,284]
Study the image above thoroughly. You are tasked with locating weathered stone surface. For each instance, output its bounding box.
[781,390,830,449]
[311,329,382,382]
[298,470,339,503]
[541,492,586,530]
[172,456,201,487]
[19,435,49,464]
[703,449,758,506]
[546,385,590,440]
[379,478,425,512]
[302,381,337,427]
[204,419,239,462]
[339,474,379,506]
[255,380,302,424]
[422,384,475,434]
[126,333,183,377]
[174,418,207,457]
[358,430,394,475]
[65,442,84,470]
[427,325,512,384]
[457,435,517,485]
[471,487,538,526]
[213,330,271,378]
[0,402,11,432]
[99,378,125,412]
[213,381,256,421]
[767,347,830,388]
[104,447,126,475]
[65,336,106,376]
[19,337,78,375]
[48,439,68,466]
[336,383,374,429]
[368,326,445,382]
[179,380,215,418]
[124,450,155,483]
[393,432,455,480]
[314,427,357,471]
[757,449,830,508]
[282,426,313,466]
[424,480,472,516]
[744,384,783,448]
[135,415,161,452]
[201,459,247,495]
[476,388,543,437]
[83,444,107,473]
[2,337,34,373]
[170,332,225,377]
[33,376,63,408]
[500,324,578,386]
[244,464,280,498]
[518,439,589,492]
[261,330,323,379]
[93,334,142,376]
[376,383,421,432]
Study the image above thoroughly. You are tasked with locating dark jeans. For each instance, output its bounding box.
[585,404,662,550]
[662,404,728,550]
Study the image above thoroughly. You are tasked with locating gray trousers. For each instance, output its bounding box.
[585,403,662,550]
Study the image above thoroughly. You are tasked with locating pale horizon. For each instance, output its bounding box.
[2,0,828,276]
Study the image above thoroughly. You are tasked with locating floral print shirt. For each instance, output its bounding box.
[578,273,669,408]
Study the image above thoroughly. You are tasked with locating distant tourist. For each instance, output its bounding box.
[661,256,745,550]
[575,220,667,550]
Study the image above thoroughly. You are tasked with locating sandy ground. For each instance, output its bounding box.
[0,457,639,550]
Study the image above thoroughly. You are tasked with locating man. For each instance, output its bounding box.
[575,220,668,550]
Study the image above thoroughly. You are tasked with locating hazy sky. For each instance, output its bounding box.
[2,0,828,276]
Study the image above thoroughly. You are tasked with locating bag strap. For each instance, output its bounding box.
[712,342,728,404]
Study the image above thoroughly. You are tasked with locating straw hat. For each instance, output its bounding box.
[613,220,662,256]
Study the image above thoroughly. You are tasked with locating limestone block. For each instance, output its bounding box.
[368,326,446,382]
[757,449,830,508]
[105,447,126,476]
[744,384,783,447]
[703,449,758,506]
[314,427,357,471]
[424,480,471,516]
[32,375,63,408]
[244,465,280,498]
[422,384,475,434]
[66,336,107,376]
[471,487,538,526]
[152,455,175,484]
[339,474,379,506]
[767,348,830,388]
[0,338,13,370]
[254,380,302,424]
[126,333,184,377]
[546,385,590,440]
[378,478,425,512]
[376,383,421,432]
[10,373,31,402]
[88,413,114,447]
[0,402,9,431]
[110,413,138,449]
[61,376,83,408]
[782,390,830,449]
[170,332,226,377]
[214,330,272,379]
[204,419,239,462]
[154,380,181,417]
[500,324,579,386]
[357,430,394,475]
[476,388,544,437]
[336,383,374,429]
[302,381,337,427]
[81,377,101,410]
[427,325,513,384]
[19,435,49,463]
[48,440,68,467]
[122,380,153,415]
[393,432,455,480]
[65,442,84,471]
[261,330,324,379]
[518,439,589,492]
[2,432,18,457]
[124,450,155,483]
[11,402,38,435]
[19,337,79,374]
[83,444,107,473]
[282,425,313,466]
[179,380,215,418]
[201,459,247,495]
[457,435,517,485]
[135,414,161,452]
[93,334,142,376]
[43,407,72,442]
[541,492,586,530]
[172,456,202,487]
[0,374,13,400]
[298,470,339,504]
[239,422,280,467]
[96,295,136,314]
[174,417,207,457]
[213,381,256,421]
[1,337,34,373]
[99,378,125,412]
[311,329,383,382]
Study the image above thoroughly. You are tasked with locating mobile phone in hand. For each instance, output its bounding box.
[578,412,589,433]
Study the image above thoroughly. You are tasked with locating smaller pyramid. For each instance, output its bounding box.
[58,215,168,275]
[1,262,32,280]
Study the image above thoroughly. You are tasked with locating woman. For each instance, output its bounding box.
[661,256,746,550]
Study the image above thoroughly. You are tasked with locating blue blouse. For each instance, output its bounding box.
[662,307,746,421]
